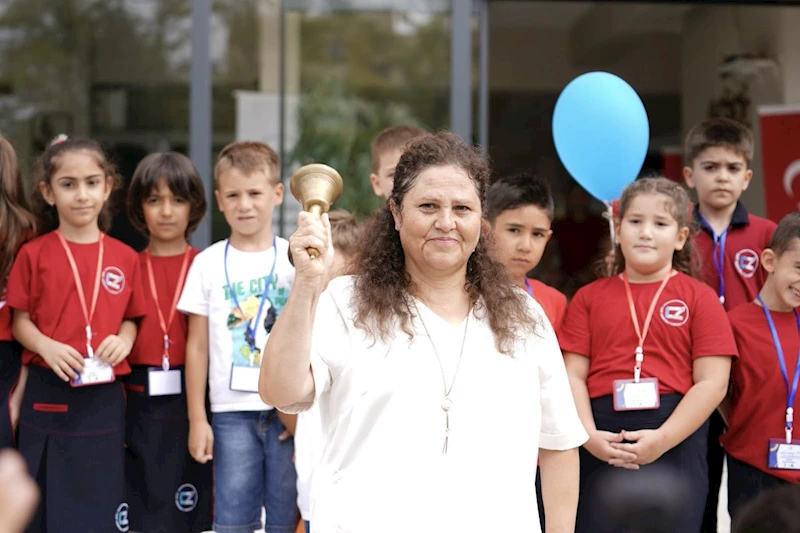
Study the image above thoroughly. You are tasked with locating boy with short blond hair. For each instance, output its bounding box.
[683,117,777,533]
[369,125,428,198]
[179,141,299,533]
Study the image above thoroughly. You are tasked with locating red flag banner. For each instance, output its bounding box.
[759,105,800,222]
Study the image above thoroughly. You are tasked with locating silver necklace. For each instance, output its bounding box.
[411,300,469,454]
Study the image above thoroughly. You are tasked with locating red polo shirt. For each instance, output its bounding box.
[128,248,199,367]
[0,289,11,342]
[6,231,147,376]
[527,278,567,337]
[693,203,776,312]
[723,302,800,483]
[560,272,738,398]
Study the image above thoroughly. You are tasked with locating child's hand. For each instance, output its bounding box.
[585,430,639,469]
[38,338,84,382]
[277,411,297,441]
[609,429,667,466]
[95,335,132,366]
[188,421,214,464]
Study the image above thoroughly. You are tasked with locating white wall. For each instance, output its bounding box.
[681,5,800,216]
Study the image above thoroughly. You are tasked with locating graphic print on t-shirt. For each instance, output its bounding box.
[223,272,288,368]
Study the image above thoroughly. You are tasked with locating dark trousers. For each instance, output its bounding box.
[726,454,789,523]
[701,411,726,533]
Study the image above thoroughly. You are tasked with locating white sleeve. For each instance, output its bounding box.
[177,255,209,316]
[535,304,589,451]
[280,281,352,414]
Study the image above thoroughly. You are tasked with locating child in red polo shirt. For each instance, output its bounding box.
[6,136,146,533]
[723,212,800,520]
[485,172,566,334]
[123,153,212,533]
[0,134,35,449]
[561,177,737,533]
[684,118,776,311]
[683,117,776,533]
[485,172,566,531]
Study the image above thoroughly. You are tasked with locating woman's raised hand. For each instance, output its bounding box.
[289,211,335,290]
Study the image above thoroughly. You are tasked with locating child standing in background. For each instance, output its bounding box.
[124,152,212,533]
[485,172,566,333]
[179,141,299,533]
[294,210,362,533]
[683,117,777,533]
[561,177,737,533]
[0,134,35,449]
[7,137,146,533]
[368,125,428,199]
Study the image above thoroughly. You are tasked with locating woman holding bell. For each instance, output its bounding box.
[261,131,587,532]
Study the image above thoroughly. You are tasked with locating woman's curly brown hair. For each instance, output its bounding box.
[352,131,536,354]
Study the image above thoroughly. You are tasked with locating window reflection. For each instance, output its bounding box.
[213,0,453,238]
[0,0,191,250]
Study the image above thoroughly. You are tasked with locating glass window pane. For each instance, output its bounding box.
[0,0,192,250]
[282,3,452,232]
[212,0,453,239]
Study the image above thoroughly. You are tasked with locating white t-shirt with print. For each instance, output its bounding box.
[178,237,294,413]
[282,275,588,533]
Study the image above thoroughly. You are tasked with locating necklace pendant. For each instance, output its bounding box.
[441,396,452,412]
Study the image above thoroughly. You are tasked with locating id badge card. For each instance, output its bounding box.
[147,368,182,396]
[768,438,800,470]
[230,364,260,392]
[71,357,115,387]
[612,378,660,411]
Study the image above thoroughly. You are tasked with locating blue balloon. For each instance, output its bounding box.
[552,72,650,202]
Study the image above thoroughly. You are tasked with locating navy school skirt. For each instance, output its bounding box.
[0,340,22,448]
[19,364,126,533]
[576,393,710,533]
[124,365,212,533]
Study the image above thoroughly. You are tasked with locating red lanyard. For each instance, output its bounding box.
[622,269,673,382]
[56,230,104,358]
[144,247,191,370]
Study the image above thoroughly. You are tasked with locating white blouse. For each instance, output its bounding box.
[282,275,587,533]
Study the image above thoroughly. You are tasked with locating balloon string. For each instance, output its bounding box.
[604,201,615,245]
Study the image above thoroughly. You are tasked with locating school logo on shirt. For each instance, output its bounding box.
[660,299,689,327]
[114,502,129,532]
[735,249,759,278]
[102,266,125,295]
[175,483,198,513]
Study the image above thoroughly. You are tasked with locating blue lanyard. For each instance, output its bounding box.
[524,278,533,297]
[224,237,277,352]
[756,295,800,443]
[699,215,727,304]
